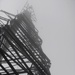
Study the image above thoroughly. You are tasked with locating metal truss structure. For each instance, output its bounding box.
[0,10,51,75]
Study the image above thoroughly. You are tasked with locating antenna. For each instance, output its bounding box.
[21,1,37,22]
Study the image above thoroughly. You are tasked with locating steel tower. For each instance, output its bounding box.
[0,8,51,75]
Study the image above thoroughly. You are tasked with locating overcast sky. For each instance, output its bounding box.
[0,0,75,75]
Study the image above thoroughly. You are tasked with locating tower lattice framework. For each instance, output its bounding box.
[0,10,51,75]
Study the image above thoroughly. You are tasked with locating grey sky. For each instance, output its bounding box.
[0,0,75,75]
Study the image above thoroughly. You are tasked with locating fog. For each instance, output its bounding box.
[0,0,75,75]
